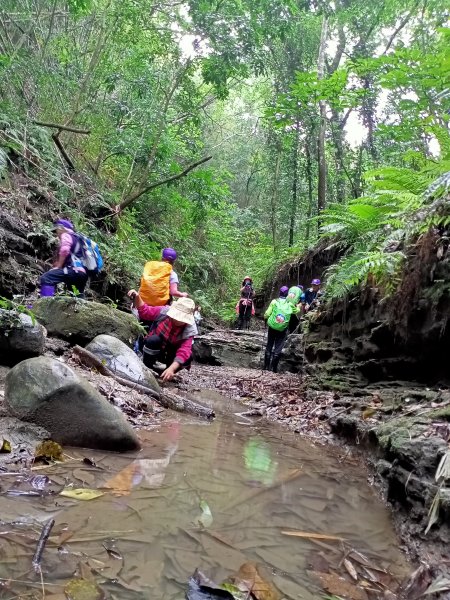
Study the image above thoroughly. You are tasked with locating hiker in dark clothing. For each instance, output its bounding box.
[237,276,254,330]
[304,278,323,312]
[39,219,88,298]
[263,286,300,373]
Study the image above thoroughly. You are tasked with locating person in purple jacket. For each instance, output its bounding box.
[39,219,88,297]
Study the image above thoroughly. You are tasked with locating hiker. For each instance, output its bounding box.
[304,278,323,312]
[139,248,188,307]
[128,289,197,382]
[287,285,305,333]
[237,276,255,330]
[263,285,300,373]
[39,219,89,297]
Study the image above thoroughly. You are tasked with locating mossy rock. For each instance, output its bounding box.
[33,297,144,346]
[375,416,427,450]
[427,405,450,420]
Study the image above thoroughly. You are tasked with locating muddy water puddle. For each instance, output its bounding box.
[0,391,409,599]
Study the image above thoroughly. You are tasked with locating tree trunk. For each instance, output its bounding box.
[270,145,282,252]
[329,109,346,202]
[317,16,328,215]
[305,139,314,242]
[288,119,300,247]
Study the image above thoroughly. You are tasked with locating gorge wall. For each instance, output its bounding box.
[281,228,450,388]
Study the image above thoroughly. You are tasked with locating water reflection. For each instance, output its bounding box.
[0,394,409,599]
[103,423,180,494]
[243,437,278,486]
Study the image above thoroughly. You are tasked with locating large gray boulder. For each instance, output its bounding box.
[86,334,159,393]
[4,357,140,451]
[33,297,143,345]
[0,309,46,364]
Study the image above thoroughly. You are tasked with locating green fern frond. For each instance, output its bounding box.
[325,250,405,300]
[365,167,431,195]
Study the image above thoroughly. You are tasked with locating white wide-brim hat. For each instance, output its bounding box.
[167,297,195,325]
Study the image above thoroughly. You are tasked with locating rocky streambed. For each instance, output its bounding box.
[0,296,449,592]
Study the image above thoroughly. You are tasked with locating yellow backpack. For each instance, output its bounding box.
[139,261,172,306]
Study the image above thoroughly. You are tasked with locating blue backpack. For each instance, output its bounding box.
[71,233,104,275]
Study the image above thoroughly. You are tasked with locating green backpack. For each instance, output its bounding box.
[287,286,301,305]
[267,298,294,331]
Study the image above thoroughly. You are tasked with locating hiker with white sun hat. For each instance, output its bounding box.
[128,289,198,381]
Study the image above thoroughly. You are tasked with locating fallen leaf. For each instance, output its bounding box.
[58,530,75,545]
[73,469,96,487]
[282,531,344,541]
[307,552,330,574]
[102,539,122,560]
[423,576,450,595]
[362,407,377,420]
[0,439,11,453]
[35,440,63,461]
[102,463,138,496]
[198,499,213,528]
[309,571,368,600]
[60,488,104,501]
[233,562,281,600]
[400,564,432,598]
[186,570,235,599]
[64,578,105,600]
[347,550,371,568]
[78,561,96,582]
[343,558,358,582]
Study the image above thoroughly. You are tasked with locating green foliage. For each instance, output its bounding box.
[0,0,449,320]
[325,250,405,299]
[320,164,450,301]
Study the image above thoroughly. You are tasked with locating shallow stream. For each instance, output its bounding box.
[0,391,409,599]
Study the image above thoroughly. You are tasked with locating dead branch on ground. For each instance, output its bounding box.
[72,345,215,420]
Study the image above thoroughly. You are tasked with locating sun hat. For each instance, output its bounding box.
[167,297,195,325]
[54,219,74,230]
[311,278,321,286]
[279,286,289,297]
[243,275,252,281]
[162,248,177,262]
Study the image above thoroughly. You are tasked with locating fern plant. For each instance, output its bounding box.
[319,161,450,301]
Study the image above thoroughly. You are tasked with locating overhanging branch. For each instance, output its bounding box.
[33,120,91,134]
[115,155,213,213]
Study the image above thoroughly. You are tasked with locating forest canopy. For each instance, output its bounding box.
[0,0,449,316]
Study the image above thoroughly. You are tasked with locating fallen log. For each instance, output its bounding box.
[72,345,214,420]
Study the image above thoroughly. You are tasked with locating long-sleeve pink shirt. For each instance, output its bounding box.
[59,232,73,261]
[138,304,195,364]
